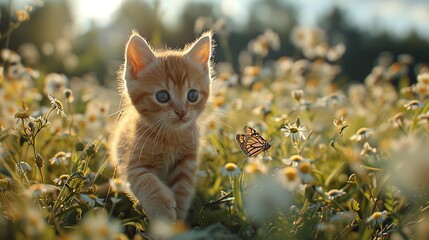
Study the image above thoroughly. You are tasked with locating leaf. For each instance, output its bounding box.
[296,116,301,127]
[304,184,316,202]
[233,174,246,222]
[347,199,360,212]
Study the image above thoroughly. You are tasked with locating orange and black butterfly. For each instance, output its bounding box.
[236,126,271,157]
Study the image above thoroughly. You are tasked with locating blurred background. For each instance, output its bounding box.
[1,0,429,87]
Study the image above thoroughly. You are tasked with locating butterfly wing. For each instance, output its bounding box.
[236,134,250,156]
[244,135,271,157]
[244,126,259,137]
[236,126,271,157]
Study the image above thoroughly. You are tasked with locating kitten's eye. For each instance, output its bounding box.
[187,89,199,102]
[156,90,170,103]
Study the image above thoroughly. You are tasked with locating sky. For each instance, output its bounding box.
[23,0,429,39]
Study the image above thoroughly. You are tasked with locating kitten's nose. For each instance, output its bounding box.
[175,110,187,119]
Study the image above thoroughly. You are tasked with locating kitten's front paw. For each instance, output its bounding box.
[145,190,177,222]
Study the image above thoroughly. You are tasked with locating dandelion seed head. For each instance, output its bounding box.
[44,73,68,97]
[63,88,74,102]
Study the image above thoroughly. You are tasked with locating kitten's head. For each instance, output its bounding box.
[122,31,213,130]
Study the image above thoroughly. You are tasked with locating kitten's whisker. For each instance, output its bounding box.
[132,118,162,160]
[124,123,145,149]
[139,119,163,150]
[152,120,165,154]
[107,106,133,118]
[136,121,161,161]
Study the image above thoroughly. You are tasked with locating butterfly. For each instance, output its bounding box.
[236,126,271,157]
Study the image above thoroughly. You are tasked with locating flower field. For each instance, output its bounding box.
[1,2,429,240]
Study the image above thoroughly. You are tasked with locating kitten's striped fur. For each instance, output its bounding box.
[110,31,213,221]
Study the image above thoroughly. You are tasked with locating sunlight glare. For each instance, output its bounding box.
[72,0,122,33]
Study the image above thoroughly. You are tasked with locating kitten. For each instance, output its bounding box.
[110,31,213,222]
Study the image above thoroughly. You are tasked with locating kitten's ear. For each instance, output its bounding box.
[185,32,212,71]
[125,33,156,79]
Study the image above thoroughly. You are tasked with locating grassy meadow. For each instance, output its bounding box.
[1,2,429,240]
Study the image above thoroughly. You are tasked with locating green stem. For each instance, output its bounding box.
[109,192,118,218]
[67,100,74,136]
[38,166,44,183]
[232,174,246,222]
[5,0,13,49]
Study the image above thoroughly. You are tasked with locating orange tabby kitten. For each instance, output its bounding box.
[110,31,213,222]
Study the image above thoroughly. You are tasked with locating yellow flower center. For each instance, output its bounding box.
[283,167,298,181]
[252,82,264,91]
[88,114,97,123]
[245,163,258,174]
[372,212,383,219]
[98,225,110,237]
[290,126,299,133]
[225,163,238,172]
[172,221,188,234]
[356,127,368,135]
[7,106,15,114]
[299,162,311,174]
[213,96,225,107]
[290,155,303,162]
[55,99,64,111]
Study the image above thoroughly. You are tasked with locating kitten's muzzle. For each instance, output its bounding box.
[175,110,187,119]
